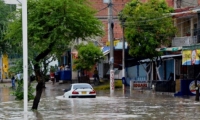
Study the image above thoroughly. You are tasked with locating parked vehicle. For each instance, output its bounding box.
[63,83,96,98]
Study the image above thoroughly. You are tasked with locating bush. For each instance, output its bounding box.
[94,80,122,90]
[11,80,35,101]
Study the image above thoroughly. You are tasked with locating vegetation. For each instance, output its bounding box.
[11,80,35,101]
[119,0,176,59]
[0,0,15,54]
[5,0,104,110]
[94,80,122,90]
[8,58,35,100]
[73,42,104,72]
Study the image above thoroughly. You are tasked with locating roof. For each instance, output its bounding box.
[156,47,182,52]
[101,46,110,55]
[139,54,182,63]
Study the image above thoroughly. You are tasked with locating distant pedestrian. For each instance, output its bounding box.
[11,75,16,89]
[50,72,55,85]
[60,64,64,71]
[16,73,22,81]
[93,67,99,85]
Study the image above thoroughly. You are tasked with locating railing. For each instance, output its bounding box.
[172,36,197,47]
[154,80,175,92]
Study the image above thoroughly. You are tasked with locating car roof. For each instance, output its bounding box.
[71,83,91,86]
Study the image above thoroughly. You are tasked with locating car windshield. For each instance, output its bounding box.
[73,84,92,89]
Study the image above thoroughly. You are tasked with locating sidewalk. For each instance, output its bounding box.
[0,79,11,83]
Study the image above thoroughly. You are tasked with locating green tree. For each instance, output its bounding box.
[0,0,14,54]
[5,0,104,110]
[73,42,104,72]
[119,0,176,59]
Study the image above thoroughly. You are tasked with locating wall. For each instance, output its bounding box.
[127,63,146,80]
[166,59,174,79]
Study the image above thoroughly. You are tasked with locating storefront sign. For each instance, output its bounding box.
[182,49,200,65]
[189,80,200,94]
[133,81,148,88]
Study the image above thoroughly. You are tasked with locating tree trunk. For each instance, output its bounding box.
[32,63,44,110]
[156,65,161,80]
[32,81,44,110]
[155,57,162,81]
[31,42,54,110]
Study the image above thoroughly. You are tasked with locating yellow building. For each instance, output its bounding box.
[2,54,9,79]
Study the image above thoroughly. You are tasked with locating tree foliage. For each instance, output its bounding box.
[0,0,14,54]
[119,0,176,59]
[5,0,104,109]
[73,42,104,71]
[11,80,35,101]
[5,0,104,76]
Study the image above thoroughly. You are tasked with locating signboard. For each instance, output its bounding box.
[174,80,200,96]
[189,80,200,94]
[182,49,200,65]
[133,81,148,89]
[2,54,8,79]
[106,40,120,46]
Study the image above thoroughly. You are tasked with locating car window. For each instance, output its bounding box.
[64,85,72,92]
[73,84,92,89]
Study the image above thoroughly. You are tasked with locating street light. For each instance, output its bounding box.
[22,0,28,114]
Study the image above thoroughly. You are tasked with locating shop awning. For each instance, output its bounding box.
[101,42,128,56]
[139,54,182,63]
[156,47,182,52]
[101,46,110,55]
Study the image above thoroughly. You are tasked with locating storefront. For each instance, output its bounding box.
[175,45,200,96]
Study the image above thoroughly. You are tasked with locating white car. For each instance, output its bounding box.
[63,83,96,98]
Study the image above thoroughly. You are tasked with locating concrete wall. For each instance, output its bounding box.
[127,64,146,80]
[166,59,174,80]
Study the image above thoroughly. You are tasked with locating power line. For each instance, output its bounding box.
[97,5,109,12]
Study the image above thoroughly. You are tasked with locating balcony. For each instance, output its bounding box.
[172,36,197,47]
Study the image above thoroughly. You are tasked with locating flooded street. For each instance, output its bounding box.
[0,82,200,120]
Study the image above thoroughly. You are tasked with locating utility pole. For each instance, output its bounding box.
[108,0,114,95]
[122,23,126,93]
[22,0,28,115]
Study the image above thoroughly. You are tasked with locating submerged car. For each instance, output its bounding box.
[63,83,96,98]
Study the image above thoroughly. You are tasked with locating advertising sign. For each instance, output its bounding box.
[182,49,200,65]
[174,80,200,96]
[189,80,200,94]
[133,81,148,88]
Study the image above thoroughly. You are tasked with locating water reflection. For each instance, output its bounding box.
[33,111,44,120]
[0,87,15,102]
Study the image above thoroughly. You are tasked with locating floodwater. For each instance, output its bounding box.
[0,82,200,120]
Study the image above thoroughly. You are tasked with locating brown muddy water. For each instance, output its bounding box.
[0,82,200,120]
